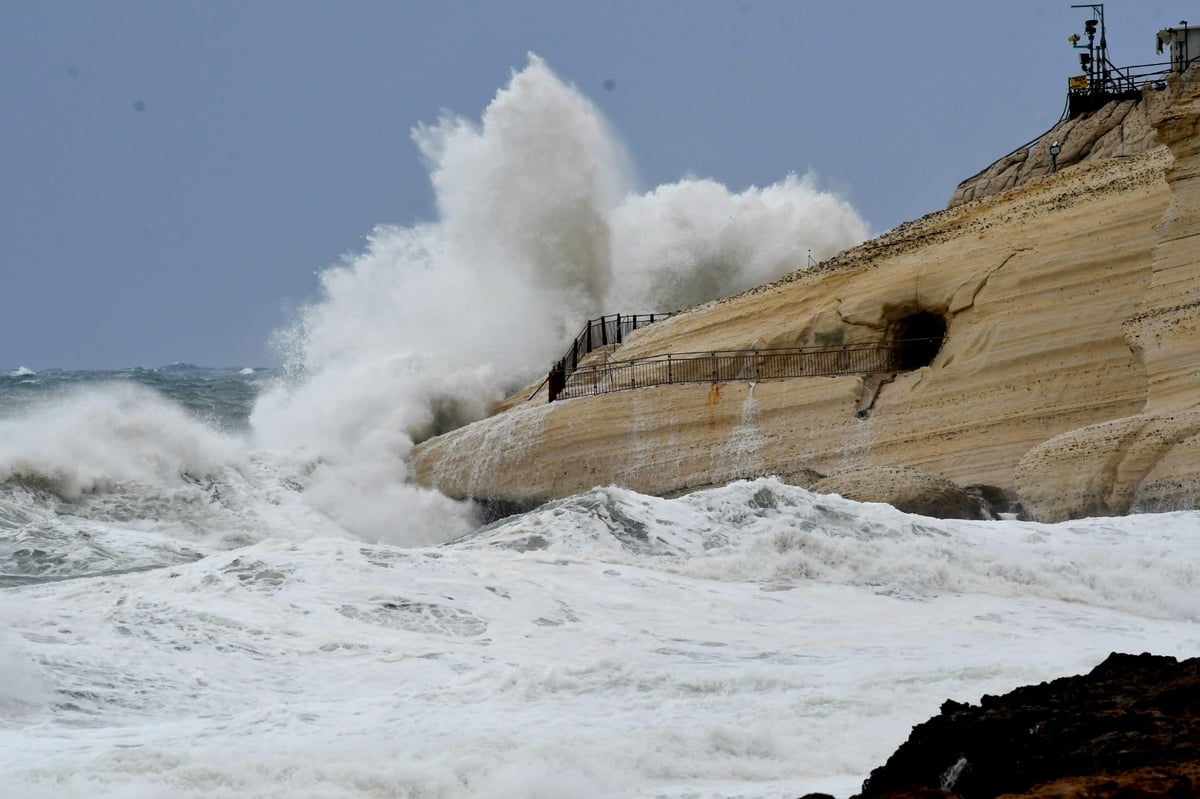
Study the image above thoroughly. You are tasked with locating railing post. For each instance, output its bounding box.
[545,327,916,402]
[548,366,565,403]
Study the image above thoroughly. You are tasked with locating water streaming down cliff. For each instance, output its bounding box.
[713,384,767,484]
[249,54,869,544]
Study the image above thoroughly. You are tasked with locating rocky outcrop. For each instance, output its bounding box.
[411,66,1200,522]
[853,653,1200,799]
[1013,411,1200,522]
[809,467,983,520]
[948,76,1184,209]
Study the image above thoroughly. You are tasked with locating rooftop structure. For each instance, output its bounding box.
[1065,3,1196,118]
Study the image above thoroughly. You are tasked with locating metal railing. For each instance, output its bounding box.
[549,341,912,402]
[547,313,671,400]
[1066,57,1198,118]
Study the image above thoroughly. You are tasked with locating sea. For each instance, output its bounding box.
[2,365,1198,799]
[5,55,1199,799]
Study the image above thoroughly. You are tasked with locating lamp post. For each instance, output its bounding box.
[1049,140,1063,173]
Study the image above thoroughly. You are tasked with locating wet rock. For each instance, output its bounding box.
[854,652,1200,799]
[810,466,984,520]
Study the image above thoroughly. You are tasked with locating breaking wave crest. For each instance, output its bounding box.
[458,478,1200,622]
[0,382,245,498]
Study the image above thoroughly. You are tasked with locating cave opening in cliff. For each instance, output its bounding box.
[892,311,946,370]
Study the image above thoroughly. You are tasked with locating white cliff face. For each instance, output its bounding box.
[1016,65,1200,521]
[411,67,1200,524]
[411,148,1169,514]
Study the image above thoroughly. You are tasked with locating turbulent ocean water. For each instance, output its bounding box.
[5,56,1199,797]
[3,366,1198,799]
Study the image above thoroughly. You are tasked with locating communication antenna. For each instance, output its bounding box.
[1070,4,1110,91]
[1066,3,1139,117]
[807,248,816,267]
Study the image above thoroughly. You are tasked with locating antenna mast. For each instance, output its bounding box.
[1066,3,1140,117]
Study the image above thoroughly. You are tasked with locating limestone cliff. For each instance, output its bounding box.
[1015,65,1200,521]
[411,66,1200,523]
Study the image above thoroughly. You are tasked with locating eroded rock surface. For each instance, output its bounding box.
[853,653,1200,799]
[1014,64,1200,522]
[810,466,983,520]
[412,143,1170,512]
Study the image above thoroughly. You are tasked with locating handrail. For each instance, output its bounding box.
[1065,58,1191,118]
[525,373,551,402]
[1070,59,1175,94]
[547,339,943,402]
[548,312,672,400]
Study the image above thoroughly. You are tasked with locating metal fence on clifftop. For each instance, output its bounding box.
[548,342,906,402]
[547,313,670,401]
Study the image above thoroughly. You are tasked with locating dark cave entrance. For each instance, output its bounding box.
[892,311,947,371]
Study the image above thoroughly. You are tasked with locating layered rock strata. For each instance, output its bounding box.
[1015,66,1200,520]
[808,466,988,521]
[412,149,1170,508]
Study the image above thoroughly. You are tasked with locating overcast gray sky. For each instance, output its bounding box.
[1,1,1189,369]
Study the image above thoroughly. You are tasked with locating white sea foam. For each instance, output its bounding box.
[2,480,1198,798]
[9,366,36,377]
[0,627,49,717]
[251,55,868,544]
[464,479,1200,621]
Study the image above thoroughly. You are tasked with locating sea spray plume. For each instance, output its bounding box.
[251,56,635,545]
[252,54,869,545]
[413,53,634,336]
[606,173,870,311]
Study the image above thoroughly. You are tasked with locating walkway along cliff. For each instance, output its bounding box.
[410,64,1200,523]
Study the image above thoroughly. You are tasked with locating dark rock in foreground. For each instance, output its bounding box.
[853,652,1200,799]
